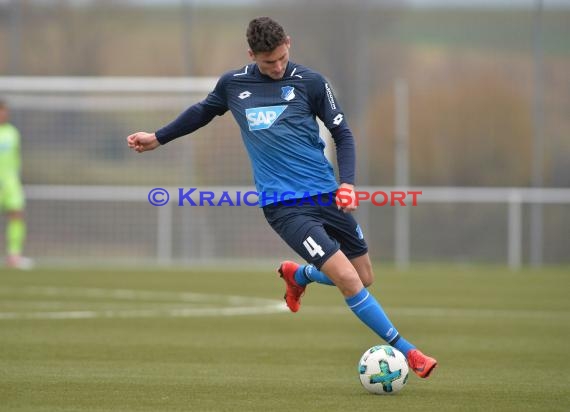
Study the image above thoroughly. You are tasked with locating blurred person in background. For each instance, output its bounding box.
[127,17,436,378]
[0,99,32,270]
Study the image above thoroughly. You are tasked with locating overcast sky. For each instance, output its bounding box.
[2,0,569,8]
[408,0,569,7]
[142,0,570,7]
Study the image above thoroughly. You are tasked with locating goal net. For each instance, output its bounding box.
[0,76,299,266]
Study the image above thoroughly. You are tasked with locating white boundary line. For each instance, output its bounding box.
[2,286,567,321]
[0,287,288,320]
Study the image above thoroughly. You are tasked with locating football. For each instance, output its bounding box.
[358,345,409,394]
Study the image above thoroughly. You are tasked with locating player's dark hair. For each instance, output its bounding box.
[246,17,287,54]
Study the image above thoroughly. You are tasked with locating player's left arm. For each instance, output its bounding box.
[330,126,357,212]
[310,75,357,212]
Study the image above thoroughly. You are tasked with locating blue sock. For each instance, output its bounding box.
[346,288,415,356]
[294,265,335,287]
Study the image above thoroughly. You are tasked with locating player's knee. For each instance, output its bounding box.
[330,268,364,297]
[352,258,375,287]
[361,273,375,288]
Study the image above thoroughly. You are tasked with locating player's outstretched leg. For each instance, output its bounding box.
[322,252,438,378]
[345,286,438,378]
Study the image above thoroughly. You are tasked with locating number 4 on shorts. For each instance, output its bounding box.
[303,236,325,257]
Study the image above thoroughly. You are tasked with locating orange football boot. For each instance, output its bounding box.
[407,349,438,378]
[278,261,305,313]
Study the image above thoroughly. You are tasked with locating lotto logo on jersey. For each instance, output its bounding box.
[245,105,288,131]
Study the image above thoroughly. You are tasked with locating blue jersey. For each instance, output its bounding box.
[156,62,356,205]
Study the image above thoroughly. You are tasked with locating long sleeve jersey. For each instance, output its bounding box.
[156,62,356,205]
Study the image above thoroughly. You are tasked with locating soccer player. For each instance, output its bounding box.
[0,99,32,270]
[127,17,437,378]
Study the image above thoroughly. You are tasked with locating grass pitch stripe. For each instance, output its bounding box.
[0,286,288,320]
[303,306,570,320]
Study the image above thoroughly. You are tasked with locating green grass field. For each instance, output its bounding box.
[1,265,569,412]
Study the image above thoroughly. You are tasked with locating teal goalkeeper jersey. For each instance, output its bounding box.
[0,123,21,178]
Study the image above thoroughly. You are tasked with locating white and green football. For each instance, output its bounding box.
[358,345,409,394]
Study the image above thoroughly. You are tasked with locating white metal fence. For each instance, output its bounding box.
[1,76,568,268]
[17,185,570,269]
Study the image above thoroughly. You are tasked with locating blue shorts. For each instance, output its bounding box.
[262,192,368,269]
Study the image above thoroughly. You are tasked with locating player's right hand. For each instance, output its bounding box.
[126,132,160,153]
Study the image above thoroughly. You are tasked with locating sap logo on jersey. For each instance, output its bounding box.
[245,105,287,131]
